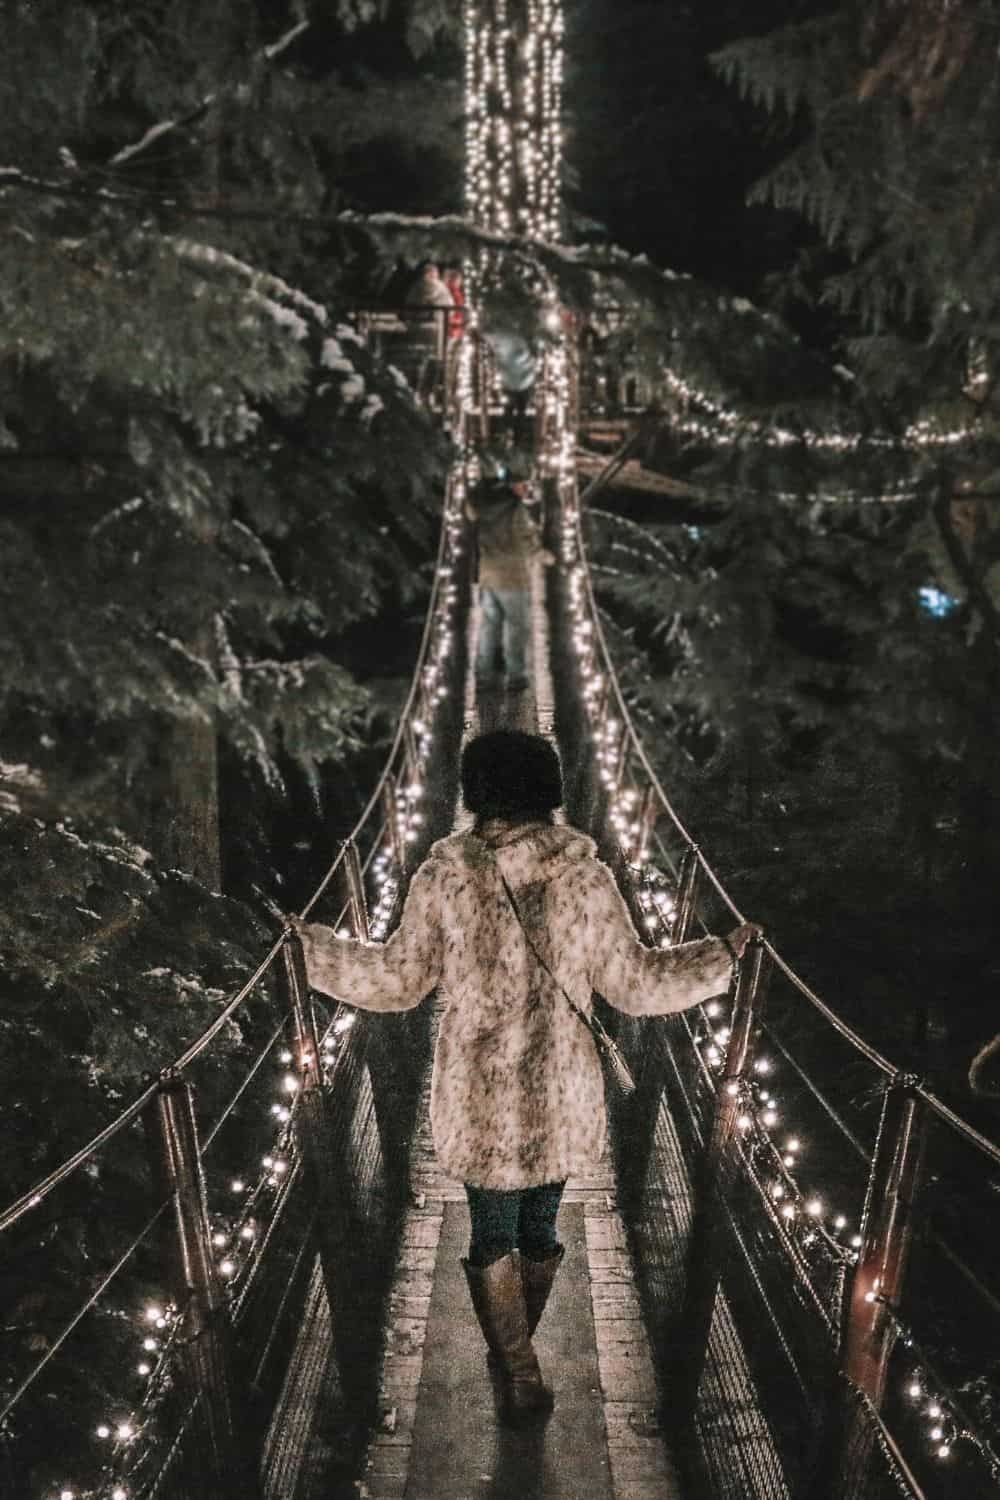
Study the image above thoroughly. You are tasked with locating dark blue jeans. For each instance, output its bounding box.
[476,586,530,680]
[465,1181,565,1267]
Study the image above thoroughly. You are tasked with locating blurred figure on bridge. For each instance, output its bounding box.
[466,476,551,693]
[405,261,454,403]
[405,260,455,310]
[484,326,536,448]
[290,730,755,1428]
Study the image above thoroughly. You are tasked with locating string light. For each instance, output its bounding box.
[660,364,981,462]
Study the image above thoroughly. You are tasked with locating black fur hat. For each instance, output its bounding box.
[461,730,563,819]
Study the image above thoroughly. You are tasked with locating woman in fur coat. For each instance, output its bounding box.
[290,730,755,1425]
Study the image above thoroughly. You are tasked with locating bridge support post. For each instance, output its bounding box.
[342,836,369,941]
[675,934,771,1425]
[143,1072,262,1497]
[671,842,700,944]
[811,1078,926,1498]
[636,784,659,863]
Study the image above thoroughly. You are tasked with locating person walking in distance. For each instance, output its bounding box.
[466,477,550,692]
[288,731,758,1426]
[404,261,454,403]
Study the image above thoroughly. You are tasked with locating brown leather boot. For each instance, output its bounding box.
[462,1254,554,1424]
[521,1244,565,1336]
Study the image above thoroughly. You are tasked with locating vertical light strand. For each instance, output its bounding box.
[464,0,570,456]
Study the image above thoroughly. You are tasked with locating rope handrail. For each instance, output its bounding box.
[570,495,1000,1165]
[0,482,459,1237]
[913,1081,1000,1170]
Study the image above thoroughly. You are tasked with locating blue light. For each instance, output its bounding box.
[918,585,958,618]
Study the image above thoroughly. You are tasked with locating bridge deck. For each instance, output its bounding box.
[356,569,685,1500]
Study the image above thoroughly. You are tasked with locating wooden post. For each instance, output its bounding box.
[811,1079,927,1497]
[342,837,369,941]
[637,784,659,863]
[676,934,771,1422]
[143,1073,261,1496]
[844,1080,925,1400]
[671,843,700,944]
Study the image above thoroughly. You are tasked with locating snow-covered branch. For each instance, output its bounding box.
[107,19,311,169]
[167,236,328,327]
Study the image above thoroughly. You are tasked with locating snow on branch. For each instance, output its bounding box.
[107,19,311,169]
[109,102,215,169]
[168,236,328,327]
[89,496,146,538]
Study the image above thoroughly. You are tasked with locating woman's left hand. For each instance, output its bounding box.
[726,922,762,960]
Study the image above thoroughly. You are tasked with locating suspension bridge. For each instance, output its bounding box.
[3,2,1000,1498]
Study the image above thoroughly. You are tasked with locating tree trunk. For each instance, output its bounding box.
[151,705,221,889]
[147,608,221,888]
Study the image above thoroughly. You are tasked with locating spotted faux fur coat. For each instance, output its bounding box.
[298,821,732,1190]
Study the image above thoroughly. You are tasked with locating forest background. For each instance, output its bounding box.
[2,0,1000,1421]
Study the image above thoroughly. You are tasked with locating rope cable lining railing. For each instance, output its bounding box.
[0,482,459,1241]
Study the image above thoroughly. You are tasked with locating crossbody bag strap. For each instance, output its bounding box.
[493,861,636,1094]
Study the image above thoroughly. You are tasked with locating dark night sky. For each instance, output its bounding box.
[566,0,831,294]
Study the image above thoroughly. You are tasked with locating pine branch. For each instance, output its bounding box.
[106,19,311,169]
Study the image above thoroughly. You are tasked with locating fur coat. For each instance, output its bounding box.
[297,821,732,1190]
